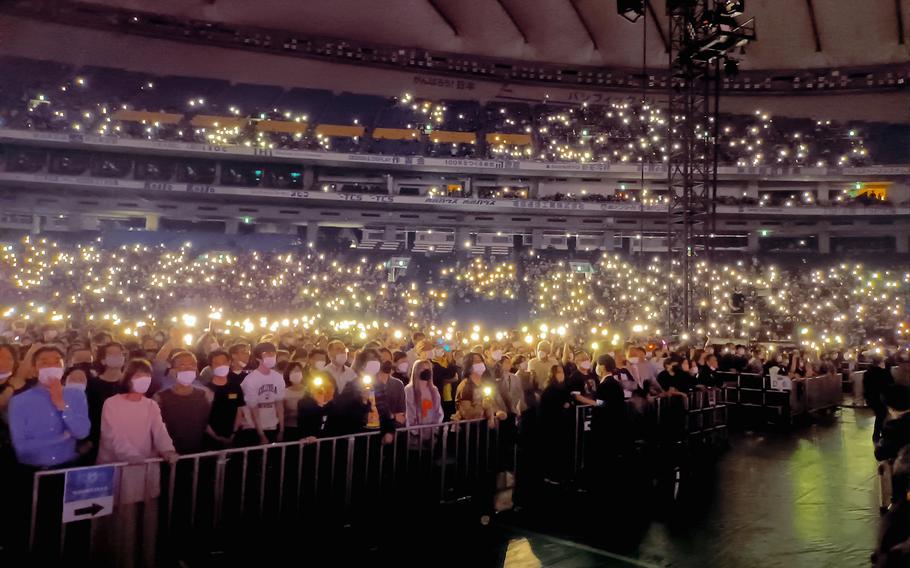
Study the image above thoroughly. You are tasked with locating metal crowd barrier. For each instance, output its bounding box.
[798,373,843,414]
[720,370,842,426]
[571,388,728,476]
[26,418,495,562]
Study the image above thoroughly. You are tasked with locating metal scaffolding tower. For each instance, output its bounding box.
[663,0,755,335]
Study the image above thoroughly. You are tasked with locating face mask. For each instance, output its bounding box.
[0,371,11,381]
[44,330,58,340]
[519,361,528,371]
[314,360,327,370]
[176,370,196,386]
[628,357,640,364]
[537,351,547,360]
[579,361,592,371]
[364,360,381,376]
[289,371,303,384]
[397,362,409,374]
[419,369,432,382]
[334,353,347,366]
[472,363,486,375]
[433,348,444,358]
[491,350,503,361]
[65,382,87,392]
[38,366,64,385]
[104,354,125,368]
[262,356,277,369]
[689,367,698,376]
[213,365,230,376]
[132,375,152,394]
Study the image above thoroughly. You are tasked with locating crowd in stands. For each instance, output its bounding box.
[0,235,908,562]
[0,56,887,167]
[1,237,906,348]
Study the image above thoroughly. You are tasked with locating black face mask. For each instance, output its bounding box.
[419,369,432,382]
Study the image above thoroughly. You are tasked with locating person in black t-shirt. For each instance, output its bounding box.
[227,342,251,385]
[566,350,598,406]
[205,350,245,447]
[657,355,695,393]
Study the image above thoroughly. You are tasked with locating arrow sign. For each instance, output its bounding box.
[73,503,105,517]
[62,465,115,523]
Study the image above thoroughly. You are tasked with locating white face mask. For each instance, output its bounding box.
[132,375,152,394]
[491,350,503,361]
[0,371,11,381]
[519,361,528,371]
[289,371,303,384]
[104,354,125,368]
[314,360,327,370]
[64,382,86,392]
[176,370,196,386]
[396,362,409,374]
[472,362,486,375]
[628,357,640,364]
[261,356,277,369]
[334,353,347,366]
[213,365,230,377]
[364,360,381,376]
[38,366,64,385]
[433,348,444,358]
[537,351,548,360]
[579,360,592,371]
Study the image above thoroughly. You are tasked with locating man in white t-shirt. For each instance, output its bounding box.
[326,339,357,393]
[240,342,286,445]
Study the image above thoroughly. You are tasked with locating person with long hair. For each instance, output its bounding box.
[86,341,127,454]
[404,359,442,448]
[539,363,573,485]
[282,361,307,441]
[96,358,177,567]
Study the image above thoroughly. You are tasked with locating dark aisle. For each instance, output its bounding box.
[492,407,880,568]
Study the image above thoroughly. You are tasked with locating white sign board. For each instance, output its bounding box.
[62,465,116,523]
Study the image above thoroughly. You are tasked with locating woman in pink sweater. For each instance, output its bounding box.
[95,359,177,567]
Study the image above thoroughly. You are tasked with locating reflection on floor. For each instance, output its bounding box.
[495,407,879,568]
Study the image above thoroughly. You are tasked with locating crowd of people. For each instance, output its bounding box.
[0,234,908,562]
[1,237,906,351]
[0,56,886,167]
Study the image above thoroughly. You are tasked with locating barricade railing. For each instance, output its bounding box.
[799,373,842,413]
[720,370,842,426]
[571,388,728,476]
[26,417,493,562]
